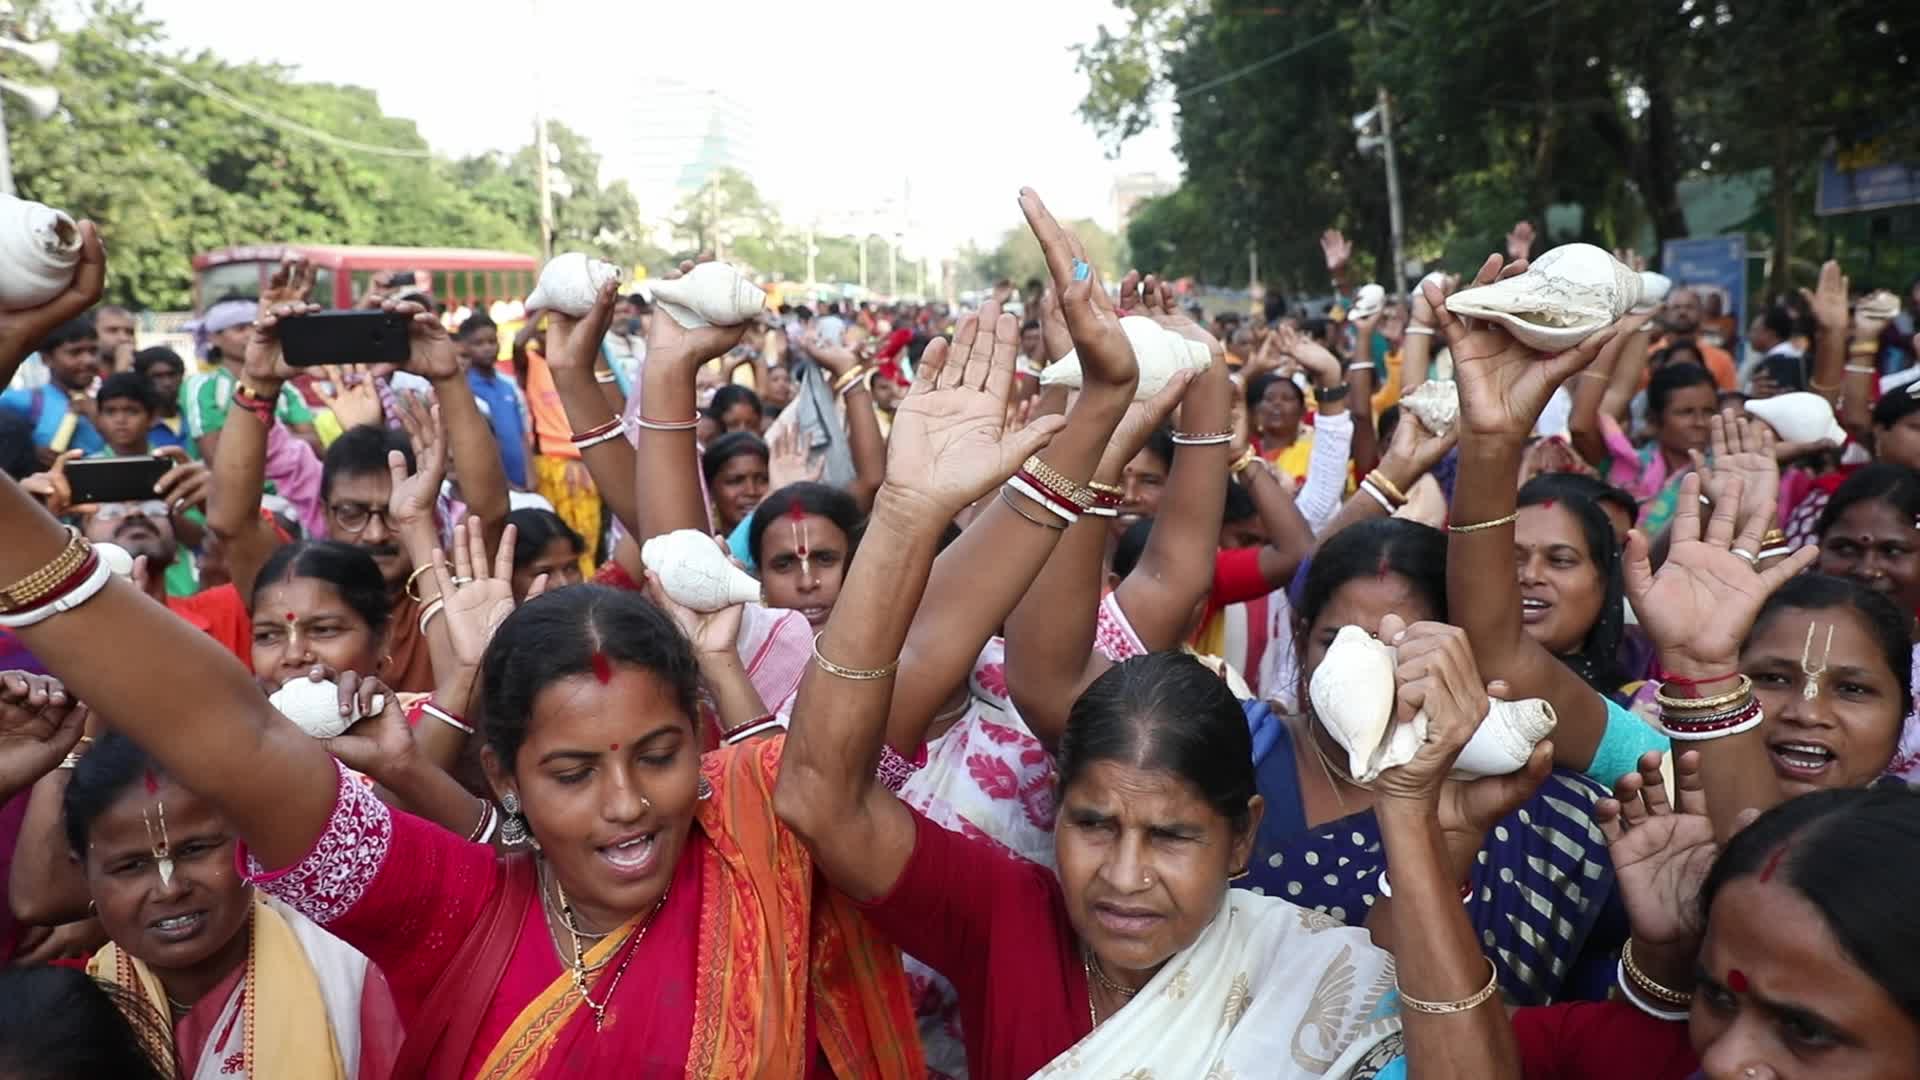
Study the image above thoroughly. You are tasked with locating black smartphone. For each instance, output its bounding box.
[278,310,412,368]
[66,456,172,505]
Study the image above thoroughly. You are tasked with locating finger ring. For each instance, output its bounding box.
[448,575,475,586]
[1730,548,1758,566]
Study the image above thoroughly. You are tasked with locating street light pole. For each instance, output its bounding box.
[1378,85,1406,298]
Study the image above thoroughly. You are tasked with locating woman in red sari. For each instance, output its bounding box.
[0,295,922,1078]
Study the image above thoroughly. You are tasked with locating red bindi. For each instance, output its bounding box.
[284,612,297,623]
[1540,498,1557,510]
[142,769,159,795]
[590,652,613,684]
[609,743,620,752]
[1726,969,1749,993]
[1759,846,1788,883]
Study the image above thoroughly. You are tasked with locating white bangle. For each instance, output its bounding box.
[1657,712,1764,742]
[1377,870,1471,903]
[1346,361,1374,372]
[1616,959,1691,1022]
[1358,480,1394,514]
[571,420,631,450]
[1005,474,1080,523]
[723,716,787,745]
[1757,546,1791,561]
[1403,325,1435,336]
[1845,364,1878,375]
[1082,504,1119,518]
[419,700,475,736]
[594,370,619,384]
[0,554,113,628]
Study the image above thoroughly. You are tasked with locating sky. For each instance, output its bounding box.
[129,0,1184,257]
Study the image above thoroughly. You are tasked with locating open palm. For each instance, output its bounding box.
[432,518,526,669]
[1596,752,1718,946]
[884,301,1066,517]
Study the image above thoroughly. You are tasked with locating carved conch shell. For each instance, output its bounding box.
[269,677,383,740]
[647,262,768,329]
[1039,314,1211,401]
[1350,283,1386,320]
[1859,289,1901,323]
[1633,271,1672,313]
[526,252,627,317]
[641,529,762,612]
[1309,625,1559,782]
[0,193,80,311]
[1445,243,1641,352]
[1398,380,1460,437]
[1743,391,1846,448]
[95,541,134,578]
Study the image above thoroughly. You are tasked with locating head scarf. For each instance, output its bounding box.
[189,299,258,360]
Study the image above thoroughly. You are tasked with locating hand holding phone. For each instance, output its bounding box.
[277,311,412,368]
[64,456,173,506]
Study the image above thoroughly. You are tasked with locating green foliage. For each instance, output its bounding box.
[4,0,664,309]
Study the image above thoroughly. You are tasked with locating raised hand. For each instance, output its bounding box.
[880,299,1068,518]
[0,219,104,376]
[1371,616,1501,806]
[545,279,618,376]
[1019,189,1138,395]
[1623,473,1818,679]
[313,365,384,430]
[431,517,528,669]
[1097,368,1199,477]
[1427,254,1622,440]
[1379,399,1458,483]
[0,671,88,796]
[386,392,448,530]
[1409,272,1456,328]
[322,672,417,781]
[1797,260,1849,337]
[1320,228,1352,274]
[1140,274,1225,363]
[1505,221,1536,263]
[1690,411,1780,515]
[1036,285,1073,366]
[1596,750,1719,948]
[1277,323,1341,388]
[386,299,461,380]
[644,551,744,659]
[261,257,318,308]
[806,333,861,378]
[246,301,322,385]
[644,258,751,367]
[768,424,823,490]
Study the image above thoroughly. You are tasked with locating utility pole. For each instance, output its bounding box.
[1378,86,1406,298]
[530,0,552,261]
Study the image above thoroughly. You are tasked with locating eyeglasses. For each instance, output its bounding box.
[92,500,170,523]
[328,501,393,534]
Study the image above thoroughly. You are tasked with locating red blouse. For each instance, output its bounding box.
[858,810,1092,1080]
[1512,999,1698,1080]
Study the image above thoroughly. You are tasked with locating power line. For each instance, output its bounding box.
[128,48,436,160]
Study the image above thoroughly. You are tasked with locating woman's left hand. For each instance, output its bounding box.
[1373,616,1500,806]
[878,301,1068,519]
[323,672,417,779]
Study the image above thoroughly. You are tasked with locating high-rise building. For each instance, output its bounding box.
[608,77,769,224]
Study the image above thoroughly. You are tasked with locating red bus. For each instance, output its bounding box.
[191,244,539,312]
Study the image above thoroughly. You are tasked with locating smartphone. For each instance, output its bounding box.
[278,311,412,368]
[66,456,172,505]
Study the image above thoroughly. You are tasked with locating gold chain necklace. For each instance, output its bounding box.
[549,869,669,1031]
[1083,945,1137,1027]
[1303,714,1353,812]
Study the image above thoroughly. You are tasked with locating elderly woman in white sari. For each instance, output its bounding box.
[773,233,1524,1079]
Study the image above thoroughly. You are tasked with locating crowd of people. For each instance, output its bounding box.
[0,190,1916,1080]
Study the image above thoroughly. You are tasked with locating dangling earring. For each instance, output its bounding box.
[697,776,713,801]
[499,791,533,848]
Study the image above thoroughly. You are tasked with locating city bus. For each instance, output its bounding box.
[191,244,540,313]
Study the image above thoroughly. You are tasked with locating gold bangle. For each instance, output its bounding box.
[404,563,436,605]
[0,528,90,612]
[1228,448,1260,476]
[1365,469,1408,506]
[831,366,869,394]
[1397,956,1501,1015]
[810,632,898,681]
[999,486,1067,531]
[1446,511,1518,534]
[1020,455,1095,510]
[1654,674,1753,713]
[1087,479,1123,499]
[1621,939,1692,1008]
[1809,378,1841,393]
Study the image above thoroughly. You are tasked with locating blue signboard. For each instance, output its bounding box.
[1661,235,1747,355]
[1817,140,1920,216]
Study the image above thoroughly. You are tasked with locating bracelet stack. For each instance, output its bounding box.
[233,381,278,427]
[418,698,474,736]
[1617,939,1691,1021]
[0,529,113,629]
[467,800,500,844]
[1085,478,1124,519]
[1655,674,1762,740]
[632,414,700,433]
[570,417,630,451]
[1169,428,1234,447]
[1360,470,1407,514]
[831,366,870,397]
[1006,455,1095,526]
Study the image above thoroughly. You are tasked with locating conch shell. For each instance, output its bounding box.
[1858,289,1901,323]
[1743,391,1846,448]
[1633,271,1672,313]
[641,529,762,612]
[269,677,383,741]
[1445,243,1642,352]
[526,252,627,317]
[95,541,134,578]
[1398,380,1459,437]
[647,262,768,329]
[1309,625,1558,782]
[1039,314,1211,401]
[0,193,81,311]
[1350,283,1386,320]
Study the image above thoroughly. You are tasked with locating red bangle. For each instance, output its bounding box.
[12,550,100,616]
[1659,670,1738,690]
[1015,467,1089,518]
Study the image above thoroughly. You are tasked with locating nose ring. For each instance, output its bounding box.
[1141,873,1152,888]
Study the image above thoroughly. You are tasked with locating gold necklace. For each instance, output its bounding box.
[550,870,668,1031]
[1082,945,1139,1028]
[1303,714,1352,812]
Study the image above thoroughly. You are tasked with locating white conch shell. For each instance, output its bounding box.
[269,678,383,740]
[1633,271,1672,313]
[0,193,81,311]
[1038,315,1211,401]
[526,252,626,317]
[1350,282,1386,319]
[641,529,762,612]
[1309,625,1558,782]
[647,262,768,329]
[1743,391,1846,448]
[1859,289,1901,322]
[1445,243,1642,352]
[1398,379,1459,437]
[95,541,134,578]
